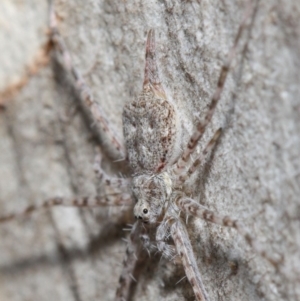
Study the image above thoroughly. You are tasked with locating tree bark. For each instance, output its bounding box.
[0,0,299,301]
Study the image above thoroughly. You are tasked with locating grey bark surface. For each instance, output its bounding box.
[0,1,300,301]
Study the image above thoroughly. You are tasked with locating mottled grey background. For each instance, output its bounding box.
[0,0,299,301]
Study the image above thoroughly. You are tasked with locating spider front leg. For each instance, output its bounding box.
[115,222,148,301]
[171,219,210,301]
[155,207,209,300]
[175,196,282,267]
[156,215,177,260]
[49,0,125,160]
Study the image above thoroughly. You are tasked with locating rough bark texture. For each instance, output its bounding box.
[0,1,300,301]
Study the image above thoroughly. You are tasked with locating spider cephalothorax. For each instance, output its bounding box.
[132,172,173,224]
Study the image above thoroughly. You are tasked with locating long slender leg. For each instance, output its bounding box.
[0,149,132,224]
[171,220,210,301]
[49,0,125,160]
[93,152,130,192]
[175,128,222,184]
[0,194,132,224]
[171,1,253,176]
[115,221,147,301]
[176,196,282,267]
[156,214,177,260]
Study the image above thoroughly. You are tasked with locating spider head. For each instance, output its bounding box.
[133,200,151,223]
[132,172,172,224]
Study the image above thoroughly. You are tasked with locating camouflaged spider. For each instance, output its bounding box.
[0,1,280,301]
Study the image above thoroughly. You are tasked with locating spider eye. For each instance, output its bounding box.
[143,208,148,214]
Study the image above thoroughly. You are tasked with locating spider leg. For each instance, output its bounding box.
[171,220,210,301]
[0,194,132,224]
[171,1,253,176]
[0,148,132,224]
[176,128,222,184]
[93,151,130,193]
[156,215,177,260]
[49,0,125,160]
[115,221,148,301]
[176,196,282,267]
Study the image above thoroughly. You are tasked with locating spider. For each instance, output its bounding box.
[0,1,282,300]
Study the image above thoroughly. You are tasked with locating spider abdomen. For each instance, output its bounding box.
[123,89,180,173]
